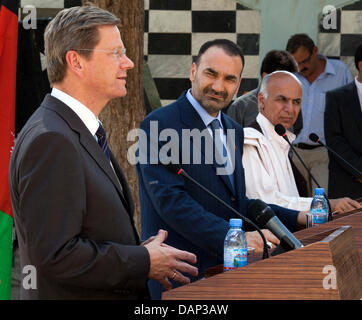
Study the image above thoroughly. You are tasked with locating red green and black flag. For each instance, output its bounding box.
[0,0,19,300]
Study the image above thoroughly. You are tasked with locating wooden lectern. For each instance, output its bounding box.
[162,209,362,300]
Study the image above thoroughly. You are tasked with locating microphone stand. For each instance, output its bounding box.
[275,127,333,222]
[174,166,270,259]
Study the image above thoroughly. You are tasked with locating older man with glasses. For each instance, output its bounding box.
[286,33,352,197]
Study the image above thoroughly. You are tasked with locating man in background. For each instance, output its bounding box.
[242,71,360,212]
[286,33,352,196]
[325,43,362,199]
[227,50,298,128]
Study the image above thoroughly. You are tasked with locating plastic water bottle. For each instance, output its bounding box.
[224,218,247,271]
[310,188,329,226]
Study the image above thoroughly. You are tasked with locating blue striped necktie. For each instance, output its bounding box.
[96,124,111,161]
[209,119,227,164]
[209,119,235,193]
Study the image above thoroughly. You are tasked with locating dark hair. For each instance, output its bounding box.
[286,33,315,54]
[355,43,362,71]
[194,39,245,70]
[260,50,298,76]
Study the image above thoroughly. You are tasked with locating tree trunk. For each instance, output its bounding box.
[82,0,145,232]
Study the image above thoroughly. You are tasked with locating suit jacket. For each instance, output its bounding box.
[226,87,259,128]
[9,94,150,300]
[325,81,362,199]
[136,92,299,299]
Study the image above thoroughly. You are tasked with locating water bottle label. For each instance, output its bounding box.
[310,209,328,226]
[224,247,247,270]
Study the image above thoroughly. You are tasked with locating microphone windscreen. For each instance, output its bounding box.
[248,199,275,227]
[309,133,319,143]
[274,124,286,136]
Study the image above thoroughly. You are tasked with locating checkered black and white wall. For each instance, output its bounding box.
[20,0,362,106]
[145,0,362,105]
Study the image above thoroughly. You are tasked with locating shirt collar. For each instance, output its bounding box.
[186,89,223,129]
[355,76,362,92]
[256,113,296,148]
[322,55,336,76]
[51,87,100,137]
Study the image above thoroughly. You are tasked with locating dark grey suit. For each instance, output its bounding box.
[9,94,150,299]
[226,88,259,127]
[325,81,362,199]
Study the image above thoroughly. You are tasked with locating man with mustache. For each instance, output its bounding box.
[241,71,360,212]
[286,34,352,196]
[137,40,309,299]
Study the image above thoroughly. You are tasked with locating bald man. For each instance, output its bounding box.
[242,71,360,213]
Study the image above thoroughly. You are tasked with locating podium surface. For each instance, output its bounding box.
[162,210,362,300]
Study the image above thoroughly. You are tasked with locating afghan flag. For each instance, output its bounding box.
[0,0,19,300]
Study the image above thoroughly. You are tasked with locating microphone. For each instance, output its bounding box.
[274,124,333,222]
[248,199,303,256]
[275,124,322,189]
[165,163,270,259]
[309,133,362,179]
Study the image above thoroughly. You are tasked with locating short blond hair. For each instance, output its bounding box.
[44,5,120,84]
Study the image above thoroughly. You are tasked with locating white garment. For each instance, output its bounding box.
[354,76,362,112]
[51,88,119,180]
[51,87,100,137]
[243,113,312,211]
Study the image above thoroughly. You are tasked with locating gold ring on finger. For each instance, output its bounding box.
[171,271,176,280]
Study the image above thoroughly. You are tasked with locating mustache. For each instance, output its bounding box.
[203,87,227,100]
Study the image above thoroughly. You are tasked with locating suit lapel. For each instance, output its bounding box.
[349,82,362,136]
[179,94,236,196]
[42,95,127,206]
[110,152,134,215]
[179,94,213,163]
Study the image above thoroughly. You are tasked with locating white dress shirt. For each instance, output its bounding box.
[51,87,100,138]
[354,76,362,112]
[243,113,312,211]
[51,88,120,183]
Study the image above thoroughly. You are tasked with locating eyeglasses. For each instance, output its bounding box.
[297,52,313,66]
[73,47,127,59]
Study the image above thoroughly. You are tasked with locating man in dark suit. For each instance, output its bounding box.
[325,43,362,199]
[9,6,197,300]
[137,40,308,299]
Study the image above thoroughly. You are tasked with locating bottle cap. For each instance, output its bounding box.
[314,188,324,196]
[229,218,242,228]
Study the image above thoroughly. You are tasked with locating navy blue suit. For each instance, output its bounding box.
[136,92,299,299]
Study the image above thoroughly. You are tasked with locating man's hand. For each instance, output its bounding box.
[245,229,280,252]
[330,197,361,213]
[144,229,198,291]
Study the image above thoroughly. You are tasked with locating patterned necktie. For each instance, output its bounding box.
[209,119,235,192]
[96,124,111,161]
[209,119,227,165]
